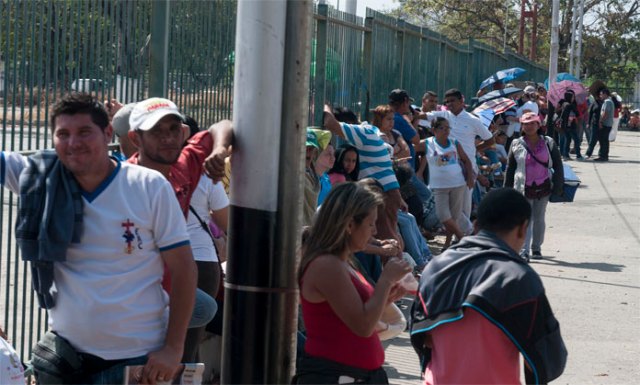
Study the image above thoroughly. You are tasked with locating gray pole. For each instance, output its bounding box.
[149,0,170,97]
[221,0,311,383]
[574,0,585,78]
[568,0,577,75]
[549,0,560,86]
[345,0,357,15]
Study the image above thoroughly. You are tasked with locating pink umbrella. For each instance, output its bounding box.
[547,80,589,107]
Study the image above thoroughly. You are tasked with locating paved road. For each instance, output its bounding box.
[384,129,640,384]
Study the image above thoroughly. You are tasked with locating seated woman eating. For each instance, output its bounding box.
[295,182,411,384]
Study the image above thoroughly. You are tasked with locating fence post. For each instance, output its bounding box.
[149,0,170,97]
[397,19,406,87]
[313,4,328,126]
[438,38,446,96]
[468,38,476,98]
[362,10,373,120]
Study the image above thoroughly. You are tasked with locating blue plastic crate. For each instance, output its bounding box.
[550,164,580,203]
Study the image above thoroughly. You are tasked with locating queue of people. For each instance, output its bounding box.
[0,86,572,385]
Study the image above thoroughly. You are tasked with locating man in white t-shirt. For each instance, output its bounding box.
[425,89,494,235]
[507,86,539,137]
[0,93,197,384]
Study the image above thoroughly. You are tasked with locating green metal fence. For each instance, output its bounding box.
[1,1,545,365]
[0,0,237,362]
[311,5,547,124]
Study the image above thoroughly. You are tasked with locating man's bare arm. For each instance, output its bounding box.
[204,120,234,182]
[143,244,197,384]
[322,104,345,139]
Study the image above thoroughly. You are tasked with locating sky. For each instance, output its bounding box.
[322,0,400,17]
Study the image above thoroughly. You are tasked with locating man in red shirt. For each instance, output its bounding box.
[127,98,232,215]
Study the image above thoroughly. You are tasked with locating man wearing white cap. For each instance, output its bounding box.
[127,97,233,215]
[127,97,233,363]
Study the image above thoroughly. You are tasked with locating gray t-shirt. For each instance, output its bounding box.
[601,98,614,127]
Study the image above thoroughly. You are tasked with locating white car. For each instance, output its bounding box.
[71,78,107,92]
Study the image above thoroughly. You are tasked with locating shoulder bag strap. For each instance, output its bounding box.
[521,139,549,168]
[189,205,216,244]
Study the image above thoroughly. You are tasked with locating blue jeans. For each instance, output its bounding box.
[411,174,432,204]
[397,211,431,267]
[560,129,581,157]
[88,355,148,384]
[189,288,218,328]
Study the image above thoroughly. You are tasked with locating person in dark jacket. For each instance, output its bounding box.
[410,188,567,385]
[557,91,582,160]
[585,97,603,157]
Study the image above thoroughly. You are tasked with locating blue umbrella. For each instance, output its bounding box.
[479,67,526,90]
[544,72,580,89]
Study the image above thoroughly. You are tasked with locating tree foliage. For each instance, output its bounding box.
[393,0,639,89]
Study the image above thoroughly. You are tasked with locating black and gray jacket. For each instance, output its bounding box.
[410,231,567,384]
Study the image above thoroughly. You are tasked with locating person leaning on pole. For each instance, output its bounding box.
[126,97,233,364]
[0,93,198,384]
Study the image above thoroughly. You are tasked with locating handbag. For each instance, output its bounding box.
[31,331,84,384]
[524,179,552,199]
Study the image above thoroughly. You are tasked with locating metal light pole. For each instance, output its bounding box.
[574,0,585,78]
[549,0,560,86]
[221,0,312,383]
[569,0,578,75]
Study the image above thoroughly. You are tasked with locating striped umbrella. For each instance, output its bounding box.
[472,97,516,129]
[472,97,516,115]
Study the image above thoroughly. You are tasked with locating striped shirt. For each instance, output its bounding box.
[340,122,399,192]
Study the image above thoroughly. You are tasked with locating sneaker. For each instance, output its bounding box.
[531,251,543,259]
[593,157,608,162]
[519,251,530,263]
[562,156,571,161]
[576,155,584,161]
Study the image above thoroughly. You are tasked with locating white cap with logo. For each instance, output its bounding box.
[129,98,184,131]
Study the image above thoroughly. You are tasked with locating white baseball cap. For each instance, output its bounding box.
[523,85,536,94]
[129,97,184,131]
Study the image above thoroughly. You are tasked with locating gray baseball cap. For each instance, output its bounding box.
[112,103,136,137]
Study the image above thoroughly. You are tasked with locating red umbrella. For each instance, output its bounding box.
[547,80,589,107]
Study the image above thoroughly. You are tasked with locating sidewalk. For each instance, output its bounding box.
[383,130,640,384]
